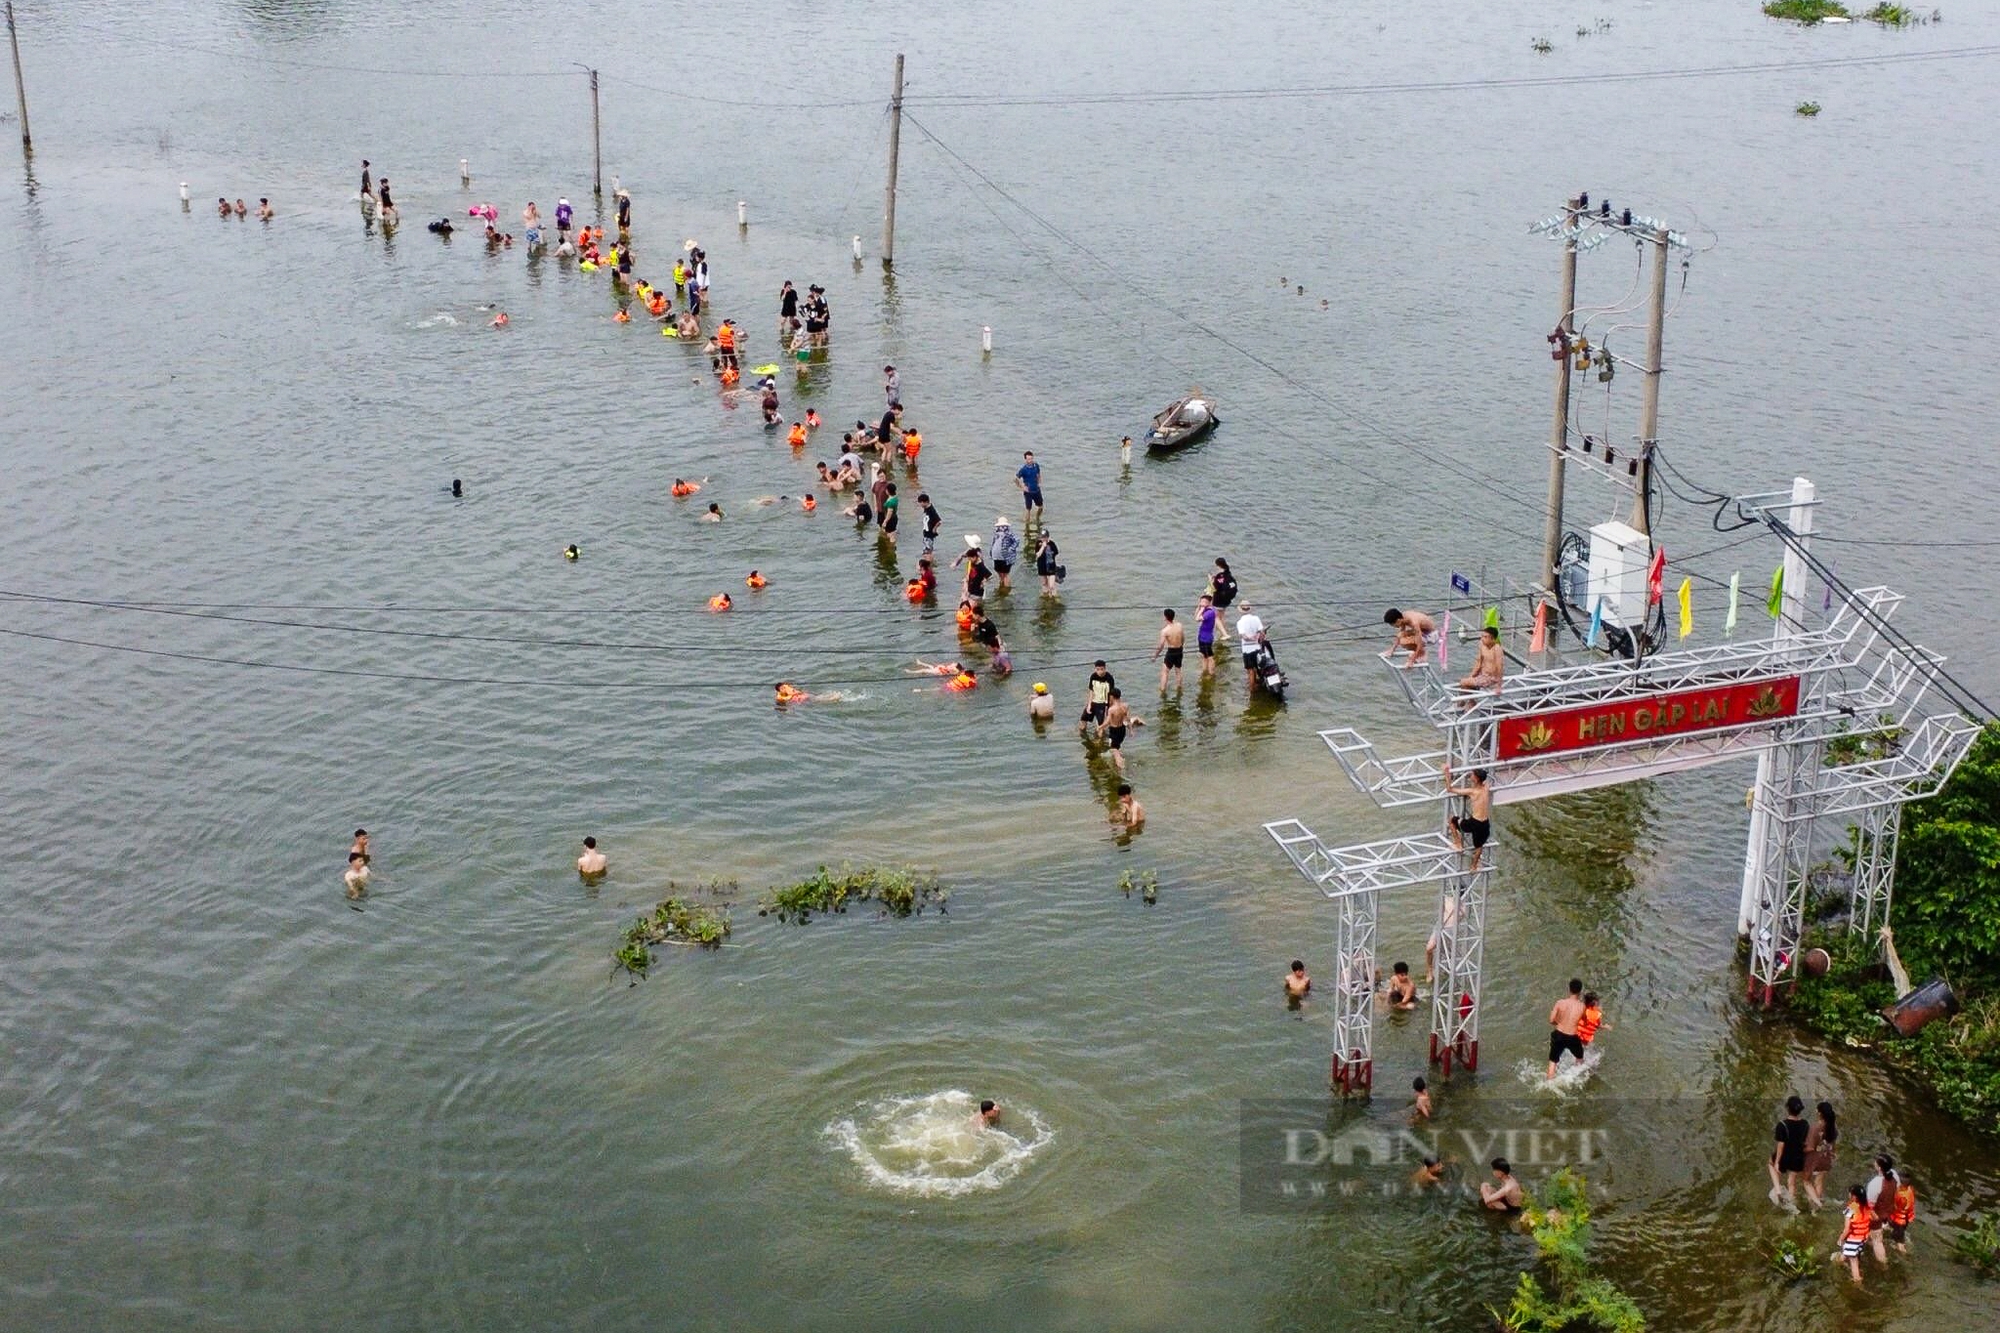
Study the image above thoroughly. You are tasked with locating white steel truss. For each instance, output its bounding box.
[1270,477,1981,1086]
[1847,804,1901,939]
[1265,821,1494,1093]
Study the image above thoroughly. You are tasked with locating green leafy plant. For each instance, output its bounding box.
[1795,101,1822,117]
[760,863,946,923]
[1769,1237,1816,1278]
[1954,1213,2000,1273]
[1491,1170,1647,1330]
[615,900,732,977]
[1763,0,1851,22]
[1118,868,1160,903]
[1861,3,1928,24]
[614,880,736,977]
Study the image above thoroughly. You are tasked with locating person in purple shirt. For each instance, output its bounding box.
[554,197,573,237]
[1196,594,1220,678]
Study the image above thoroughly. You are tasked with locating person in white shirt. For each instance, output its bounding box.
[1235,604,1266,688]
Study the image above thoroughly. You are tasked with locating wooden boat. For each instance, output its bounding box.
[1145,392,1219,451]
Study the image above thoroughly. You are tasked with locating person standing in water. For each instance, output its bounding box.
[977,1099,1001,1127]
[1016,451,1044,520]
[1098,688,1143,774]
[1769,1094,1810,1210]
[1114,783,1145,829]
[1195,594,1220,678]
[989,518,1021,591]
[1028,682,1055,720]
[1802,1100,1839,1209]
[577,836,607,876]
[1546,978,1586,1080]
[359,159,373,203]
[1153,608,1186,691]
[1284,960,1312,998]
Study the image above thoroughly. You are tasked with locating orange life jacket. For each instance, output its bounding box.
[801,495,817,512]
[720,368,739,385]
[806,411,821,427]
[708,595,732,611]
[956,606,975,630]
[717,326,736,349]
[1576,1007,1602,1044]
[1845,1202,1873,1242]
[1889,1183,1915,1226]
[775,685,801,704]
[901,431,922,460]
[746,574,767,589]
[672,483,696,497]
[788,426,808,447]
[648,296,667,315]
[948,672,977,691]
[905,580,925,602]
[613,310,631,323]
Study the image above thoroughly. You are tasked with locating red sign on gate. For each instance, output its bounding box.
[1496,676,1802,760]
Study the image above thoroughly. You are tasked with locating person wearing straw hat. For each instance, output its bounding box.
[990,517,1021,591]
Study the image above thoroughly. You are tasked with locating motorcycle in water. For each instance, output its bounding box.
[1249,637,1289,701]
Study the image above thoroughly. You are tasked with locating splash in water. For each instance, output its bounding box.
[416,312,460,328]
[825,1089,1052,1197]
[1516,1048,1603,1096]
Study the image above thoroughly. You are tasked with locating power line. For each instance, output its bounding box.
[59,21,580,79]
[598,71,880,110]
[902,113,1560,528]
[899,45,2000,108]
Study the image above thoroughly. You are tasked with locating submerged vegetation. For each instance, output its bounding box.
[1861,3,1935,24]
[616,887,735,977]
[1530,37,1554,53]
[1762,0,1849,21]
[1795,101,1822,117]
[761,863,945,923]
[1954,1213,2000,1273]
[1789,723,2000,1133]
[1493,1170,1647,1332]
[1118,868,1160,903]
[1769,1237,1817,1279]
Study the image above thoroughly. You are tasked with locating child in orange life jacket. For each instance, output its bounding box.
[1833,1185,1874,1283]
[1577,993,1607,1051]
[800,494,817,513]
[946,670,978,692]
[1886,1175,1916,1253]
[745,571,768,590]
[955,599,976,631]
[787,422,809,448]
[708,592,733,611]
[901,427,923,464]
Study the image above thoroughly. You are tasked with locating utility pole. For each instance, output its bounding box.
[5,1,29,156]
[1630,226,1671,536]
[881,52,905,270]
[1539,195,1581,592]
[589,68,602,198]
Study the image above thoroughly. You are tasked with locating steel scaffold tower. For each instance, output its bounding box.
[1269,477,1981,1088]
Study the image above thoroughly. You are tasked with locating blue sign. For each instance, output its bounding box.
[1450,572,1471,594]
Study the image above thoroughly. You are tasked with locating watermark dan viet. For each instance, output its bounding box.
[1239,1100,1615,1213]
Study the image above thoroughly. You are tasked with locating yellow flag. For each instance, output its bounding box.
[1677,577,1694,640]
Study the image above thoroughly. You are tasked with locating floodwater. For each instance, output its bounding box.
[3,1,1998,1329]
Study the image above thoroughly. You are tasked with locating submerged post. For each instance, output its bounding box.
[6,0,29,156]
[1630,227,1671,536]
[882,53,904,269]
[589,68,602,198]
[1540,196,1581,592]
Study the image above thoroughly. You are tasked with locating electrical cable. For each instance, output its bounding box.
[897,45,2000,108]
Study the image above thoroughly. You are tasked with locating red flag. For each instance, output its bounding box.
[1647,546,1667,605]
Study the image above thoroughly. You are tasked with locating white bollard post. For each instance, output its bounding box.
[738,200,747,226]
[178,181,189,202]
[460,158,470,185]
[852,235,863,261]
[981,326,993,355]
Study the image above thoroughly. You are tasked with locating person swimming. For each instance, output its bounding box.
[709,592,733,611]
[701,503,723,522]
[746,571,768,589]
[563,544,580,561]
[911,660,966,676]
[450,478,463,497]
[800,495,817,513]
[344,851,371,898]
[977,1099,1001,1127]
[775,681,809,705]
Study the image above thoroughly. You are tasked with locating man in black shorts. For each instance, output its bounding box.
[1153,607,1186,691]
[1079,660,1115,733]
[1547,978,1586,1079]
[1443,765,1494,872]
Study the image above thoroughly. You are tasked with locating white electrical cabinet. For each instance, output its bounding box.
[1586,520,1652,630]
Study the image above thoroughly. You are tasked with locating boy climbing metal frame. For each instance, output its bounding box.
[1268,476,1980,1091]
